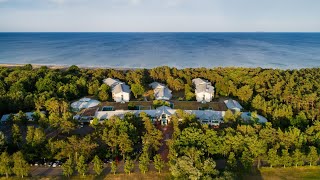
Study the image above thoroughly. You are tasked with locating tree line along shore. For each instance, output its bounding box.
[0,64,319,179]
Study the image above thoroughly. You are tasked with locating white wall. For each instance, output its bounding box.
[113,92,130,102]
[196,92,213,102]
[155,96,170,100]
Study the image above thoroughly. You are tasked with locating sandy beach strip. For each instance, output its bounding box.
[0,63,139,70]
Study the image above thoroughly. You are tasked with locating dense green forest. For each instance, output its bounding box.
[0,65,319,179]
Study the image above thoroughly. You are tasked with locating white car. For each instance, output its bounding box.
[52,163,57,168]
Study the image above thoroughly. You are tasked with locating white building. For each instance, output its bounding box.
[149,82,172,100]
[71,98,100,112]
[224,99,243,112]
[103,78,131,103]
[94,105,225,126]
[192,78,215,103]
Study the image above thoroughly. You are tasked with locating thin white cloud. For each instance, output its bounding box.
[129,0,143,5]
[49,0,65,4]
[1,0,320,32]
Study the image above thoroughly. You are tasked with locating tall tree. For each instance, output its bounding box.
[62,157,74,177]
[98,84,110,101]
[0,152,11,178]
[25,126,35,145]
[202,158,219,178]
[53,135,97,162]
[281,149,292,168]
[12,124,22,147]
[184,84,195,101]
[124,159,134,175]
[223,110,236,123]
[131,83,145,98]
[267,148,280,168]
[292,149,305,167]
[139,153,149,174]
[226,152,237,171]
[13,111,28,124]
[0,131,5,152]
[111,161,117,175]
[154,154,165,173]
[118,133,133,159]
[92,155,104,176]
[247,136,267,168]
[237,85,253,103]
[12,151,29,178]
[76,155,88,176]
[306,146,319,166]
[240,149,253,172]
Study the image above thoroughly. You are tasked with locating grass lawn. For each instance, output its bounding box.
[244,166,320,180]
[0,172,171,180]
[104,172,171,180]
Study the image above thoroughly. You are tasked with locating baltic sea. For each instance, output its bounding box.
[0,32,319,69]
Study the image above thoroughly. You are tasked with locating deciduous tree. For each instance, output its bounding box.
[306,146,319,166]
[131,83,145,98]
[92,155,104,176]
[154,154,165,173]
[62,157,74,177]
[12,151,29,178]
[124,159,134,175]
[111,161,117,175]
[76,155,88,176]
[0,152,11,178]
[139,153,149,174]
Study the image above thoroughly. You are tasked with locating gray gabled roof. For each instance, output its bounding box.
[149,82,165,89]
[113,83,131,94]
[192,78,211,86]
[150,82,172,100]
[155,106,175,116]
[103,78,121,87]
[103,78,131,94]
[154,88,172,99]
[193,78,214,94]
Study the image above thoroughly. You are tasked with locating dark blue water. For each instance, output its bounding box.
[0,32,320,69]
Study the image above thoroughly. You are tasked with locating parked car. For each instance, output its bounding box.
[52,163,57,168]
[56,161,62,166]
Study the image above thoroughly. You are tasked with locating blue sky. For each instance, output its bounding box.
[0,0,319,32]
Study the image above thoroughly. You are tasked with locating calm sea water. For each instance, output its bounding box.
[0,32,320,69]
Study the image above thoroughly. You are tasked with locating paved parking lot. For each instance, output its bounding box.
[30,166,63,176]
